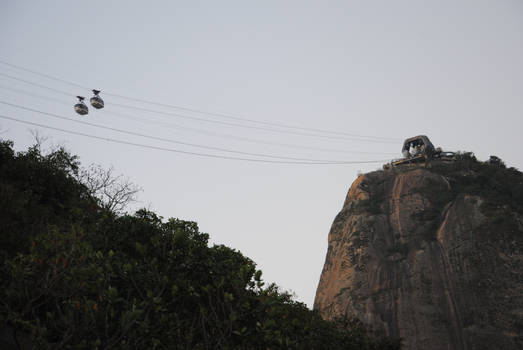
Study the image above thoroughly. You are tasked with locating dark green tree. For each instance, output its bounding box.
[0,140,401,349]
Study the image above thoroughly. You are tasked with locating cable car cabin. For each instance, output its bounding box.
[74,96,88,115]
[402,135,435,158]
[391,135,436,167]
[90,90,104,109]
[384,135,456,169]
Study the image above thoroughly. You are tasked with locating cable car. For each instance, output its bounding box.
[90,89,104,109]
[74,96,88,115]
[383,135,456,169]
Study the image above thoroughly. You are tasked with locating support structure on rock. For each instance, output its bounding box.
[383,135,455,169]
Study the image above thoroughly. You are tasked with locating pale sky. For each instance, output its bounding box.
[1,0,522,307]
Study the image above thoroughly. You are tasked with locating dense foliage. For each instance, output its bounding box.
[431,153,523,208]
[427,152,523,229]
[0,141,401,349]
[383,152,523,237]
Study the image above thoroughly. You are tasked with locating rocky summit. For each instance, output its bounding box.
[314,156,523,350]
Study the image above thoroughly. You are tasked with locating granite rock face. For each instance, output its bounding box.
[314,167,523,350]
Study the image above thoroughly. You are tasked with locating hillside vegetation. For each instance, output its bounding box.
[0,140,401,350]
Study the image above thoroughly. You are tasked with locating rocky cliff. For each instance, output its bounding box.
[314,157,523,350]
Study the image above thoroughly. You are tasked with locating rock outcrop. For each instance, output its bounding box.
[314,161,523,350]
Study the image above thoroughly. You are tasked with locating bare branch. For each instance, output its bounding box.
[29,129,50,149]
[77,164,141,213]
